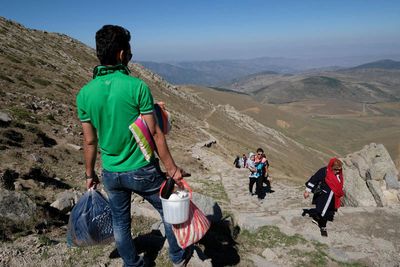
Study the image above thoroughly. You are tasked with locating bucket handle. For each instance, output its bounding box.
[180,179,193,199]
[159,178,192,199]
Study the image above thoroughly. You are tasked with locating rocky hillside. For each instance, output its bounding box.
[0,14,323,236]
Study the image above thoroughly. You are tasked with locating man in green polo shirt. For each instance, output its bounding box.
[76,25,190,267]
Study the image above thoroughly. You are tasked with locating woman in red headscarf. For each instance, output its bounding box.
[302,158,344,237]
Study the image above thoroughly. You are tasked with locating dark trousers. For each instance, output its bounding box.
[249,178,257,193]
[304,208,328,227]
[256,175,264,199]
[263,176,271,191]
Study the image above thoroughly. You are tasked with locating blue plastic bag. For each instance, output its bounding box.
[67,189,114,247]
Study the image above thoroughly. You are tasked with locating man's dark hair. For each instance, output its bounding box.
[95,25,131,65]
[256,148,264,153]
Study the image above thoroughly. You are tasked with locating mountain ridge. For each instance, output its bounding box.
[140,56,400,86]
[348,59,400,70]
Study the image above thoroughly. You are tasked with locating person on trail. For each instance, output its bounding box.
[302,158,344,237]
[241,153,248,168]
[233,156,240,168]
[246,152,258,195]
[254,148,268,200]
[76,25,191,267]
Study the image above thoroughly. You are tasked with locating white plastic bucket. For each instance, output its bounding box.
[160,194,190,224]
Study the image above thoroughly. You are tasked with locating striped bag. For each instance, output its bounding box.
[172,181,211,249]
[129,116,156,162]
[128,102,171,162]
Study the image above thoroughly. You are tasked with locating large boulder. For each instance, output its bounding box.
[342,165,376,207]
[0,188,37,223]
[50,190,83,213]
[342,143,400,207]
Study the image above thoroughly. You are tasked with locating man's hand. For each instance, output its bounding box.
[86,173,100,189]
[168,167,191,188]
[304,191,310,199]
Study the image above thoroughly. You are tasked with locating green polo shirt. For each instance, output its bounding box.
[76,65,154,172]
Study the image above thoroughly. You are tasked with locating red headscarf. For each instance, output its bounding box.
[325,158,344,209]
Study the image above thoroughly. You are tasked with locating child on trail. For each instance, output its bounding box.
[246,152,258,195]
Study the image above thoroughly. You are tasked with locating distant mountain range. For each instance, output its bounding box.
[139,56,400,86]
[347,59,400,70]
[139,57,299,86]
[223,59,400,104]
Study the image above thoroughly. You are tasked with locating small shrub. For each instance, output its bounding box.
[35,131,57,147]
[38,235,52,246]
[37,58,47,66]
[26,125,40,133]
[46,114,56,122]
[16,75,28,83]
[0,74,15,83]
[55,83,66,91]
[22,82,35,89]
[10,107,38,123]
[0,169,19,190]
[41,249,49,260]
[32,78,51,87]
[3,129,24,143]
[6,55,22,64]
[26,59,36,67]
[22,167,70,189]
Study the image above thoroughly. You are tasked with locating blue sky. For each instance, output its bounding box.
[1,0,400,61]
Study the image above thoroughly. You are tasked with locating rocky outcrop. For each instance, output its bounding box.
[0,188,37,223]
[341,163,377,206]
[342,143,400,207]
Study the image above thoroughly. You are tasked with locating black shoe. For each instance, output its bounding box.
[320,227,328,237]
[302,209,308,217]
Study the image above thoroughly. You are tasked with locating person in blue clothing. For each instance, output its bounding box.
[254,148,268,200]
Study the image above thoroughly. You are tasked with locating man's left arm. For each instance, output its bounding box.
[81,122,99,189]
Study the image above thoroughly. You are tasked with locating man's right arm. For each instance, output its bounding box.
[142,113,184,187]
